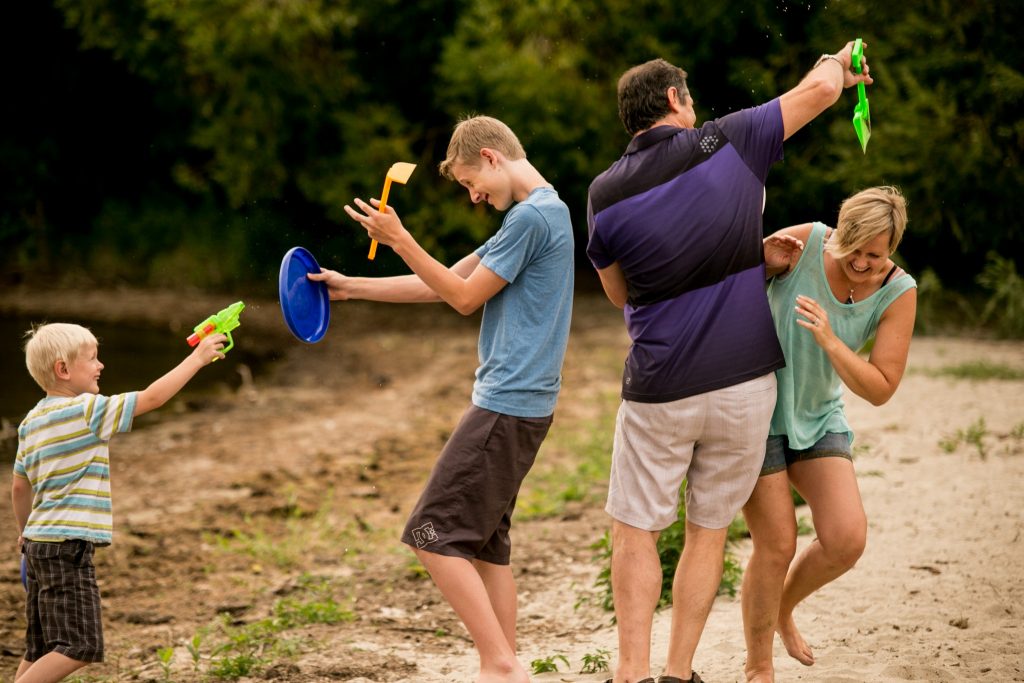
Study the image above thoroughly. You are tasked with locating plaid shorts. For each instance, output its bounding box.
[22,540,104,663]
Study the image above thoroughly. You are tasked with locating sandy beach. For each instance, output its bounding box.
[1,289,1022,682]
[406,338,1024,683]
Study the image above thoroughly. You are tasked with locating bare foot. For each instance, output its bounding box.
[745,665,775,682]
[477,664,530,683]
[777,613,814,666]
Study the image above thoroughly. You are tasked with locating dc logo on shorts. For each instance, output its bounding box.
[411,522,439,548]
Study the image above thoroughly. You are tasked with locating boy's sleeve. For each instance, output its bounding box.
[13,438,28,480]
[478,205,547,284]
[86,392,139,441]
[717,98,785,183]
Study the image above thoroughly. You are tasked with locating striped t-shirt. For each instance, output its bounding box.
[14,392,138,544]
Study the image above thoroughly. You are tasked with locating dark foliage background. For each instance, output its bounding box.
[2,0,1021,299]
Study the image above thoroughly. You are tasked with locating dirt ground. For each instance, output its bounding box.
[1,286,1022,683]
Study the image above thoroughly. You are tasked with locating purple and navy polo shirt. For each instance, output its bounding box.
[587,99,786,403]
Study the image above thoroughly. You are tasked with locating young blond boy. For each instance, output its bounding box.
[310,115,574,682]
[12,323,226,683]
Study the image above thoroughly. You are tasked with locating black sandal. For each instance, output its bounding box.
[658,673,705,683]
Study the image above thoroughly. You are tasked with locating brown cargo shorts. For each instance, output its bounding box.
[401,405,552,565]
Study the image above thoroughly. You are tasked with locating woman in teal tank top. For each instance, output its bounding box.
[741,187,918,680]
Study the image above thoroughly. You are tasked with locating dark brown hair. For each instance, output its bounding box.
[617,58,689,136]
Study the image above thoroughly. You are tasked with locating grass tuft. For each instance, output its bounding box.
[928,361,1024,381]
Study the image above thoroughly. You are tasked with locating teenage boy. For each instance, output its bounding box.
[310,115,574,683]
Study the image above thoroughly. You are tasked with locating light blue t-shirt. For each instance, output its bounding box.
[472,187,574,418]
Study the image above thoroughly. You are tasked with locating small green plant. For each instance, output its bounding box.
[853,442,873,458]
[796,516,814,536]
[719,553,743,598]
[977,252,1024,338]
[273,596,356,627]
[1012,422,1024,440]
[963,418,989,459]
[580,647,612,674]
[938,418,990,458]
[209,651,259,679]
[791,485,807,507]
[939,433,960,453]
[914,268,975,335]
[155,646,174,681]
[586,531,615,613]
[531,654,569,674]
[206,489,375,570]
[186,633,203,673]
[406,557,430,579]
[197,591,356,680]
[587,485,746,616]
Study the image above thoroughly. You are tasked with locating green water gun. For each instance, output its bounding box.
[851,38,871,153]
[186,301,245,355]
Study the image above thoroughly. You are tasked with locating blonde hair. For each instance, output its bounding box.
[24,323,98,392]
[828,186,909,259]
[438,115,526,180]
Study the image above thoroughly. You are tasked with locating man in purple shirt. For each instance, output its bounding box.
[587,42,873,683]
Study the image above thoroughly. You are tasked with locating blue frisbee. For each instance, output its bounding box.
[21,555,27,590]
[279,246,330,343]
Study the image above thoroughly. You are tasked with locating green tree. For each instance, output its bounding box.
[3,1,1020,296]
[803,0,1024,288]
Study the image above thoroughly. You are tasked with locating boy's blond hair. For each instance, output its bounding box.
[828,186,909,259]
[24,323,98,392]
[438,115,526,180]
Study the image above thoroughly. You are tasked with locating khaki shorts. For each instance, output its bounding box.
[606,373,776,530]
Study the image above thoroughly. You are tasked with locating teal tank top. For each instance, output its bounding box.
[768,222,916,448]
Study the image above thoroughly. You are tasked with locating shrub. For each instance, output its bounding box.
[977,253,1024,338]
[588,483,745,616]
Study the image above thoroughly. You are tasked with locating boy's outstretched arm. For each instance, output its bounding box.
[344,199,507,315]
[134,333,226,416]
[308,253,482,304]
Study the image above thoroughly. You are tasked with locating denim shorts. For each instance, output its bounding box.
[760,432,852,476]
